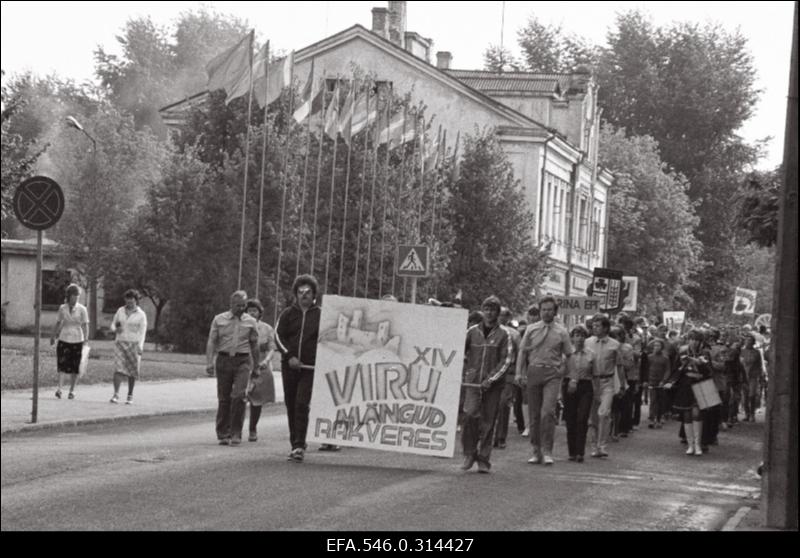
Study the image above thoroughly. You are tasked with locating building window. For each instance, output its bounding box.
[578,198,588,250]
[41,270,71,310]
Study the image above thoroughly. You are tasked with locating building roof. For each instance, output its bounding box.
[443,69,570,97]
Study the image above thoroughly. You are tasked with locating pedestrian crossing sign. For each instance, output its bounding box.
[397,245,429,277]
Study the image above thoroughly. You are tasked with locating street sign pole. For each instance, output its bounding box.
[410,277,418,305]
[32,230,43,423]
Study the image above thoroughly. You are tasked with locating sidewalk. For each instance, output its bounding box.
[1,372,284,435]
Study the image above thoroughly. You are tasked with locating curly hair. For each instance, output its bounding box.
[292,274,319,298]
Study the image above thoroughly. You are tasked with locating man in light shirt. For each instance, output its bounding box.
[206,290,260,446]
[516,296,573,465]
[585,314,625,458]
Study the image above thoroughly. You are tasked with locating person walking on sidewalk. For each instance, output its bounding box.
[206,290,260,446]
[109,289,147,404]
[461,296,511,473]
[275,275,329,462]
[244,298,277,442]
[585,314,624,459]
[516,296,573,466]
[50,283,89,400]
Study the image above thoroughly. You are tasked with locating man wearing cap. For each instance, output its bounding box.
[461,296,511,473]
[206,290,260,446]
[516,296,573,465]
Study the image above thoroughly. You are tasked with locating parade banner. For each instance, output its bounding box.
[732,287,757,315]
[591,267,624,312]
[307,295,468,457]
[622,276,638,312]
[662,311,686,333]
[552,296,604,316]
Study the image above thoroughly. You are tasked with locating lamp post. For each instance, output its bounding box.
[65,115,99,340]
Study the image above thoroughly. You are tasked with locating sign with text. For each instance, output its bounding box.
[591,267,624,312]
[307,295,467,457]
[662,311,686,333]
[553,296,604,316]
[622,276,638,312]
[732,287,757,316]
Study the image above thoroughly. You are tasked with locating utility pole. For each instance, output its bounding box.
[763,1,798,530]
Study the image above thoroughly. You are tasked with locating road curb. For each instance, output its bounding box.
[0,407,215,436]
[721,506,752,531]
[1,400,284,437]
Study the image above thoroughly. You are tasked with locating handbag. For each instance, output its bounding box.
[78,344,91,378]
[692,378,721,410]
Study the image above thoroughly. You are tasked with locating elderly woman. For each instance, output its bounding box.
[50,283,89,399]
[244,298,277,442]
[110,289,148,404]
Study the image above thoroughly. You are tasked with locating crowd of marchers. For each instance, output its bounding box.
[456,295,770,473]
[46,276,769,473]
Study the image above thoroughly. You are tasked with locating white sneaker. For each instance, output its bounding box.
[527,454,541,464]
[110,394,119,404]
[543,455,554,466]
[521,428,529,437]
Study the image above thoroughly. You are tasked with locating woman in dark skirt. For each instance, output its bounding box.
[49,284,89,399]
[664,329,712,456]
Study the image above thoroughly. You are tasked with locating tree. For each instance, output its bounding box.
[94,8,249,138]
[737,167,780,247]
[598,124,703,313]
[442,128,548,310]
[47,100,166,336]
[483,45,521,72]
[516,16,598,73]
[104,145,209,339]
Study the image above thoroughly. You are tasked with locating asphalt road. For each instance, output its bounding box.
[1,407,763,531]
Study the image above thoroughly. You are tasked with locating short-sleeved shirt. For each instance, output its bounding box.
[566,347,596,382]
[208,311,258,355]
[518,320,573,371]
[57,303,89,343]
[585,335,621,377]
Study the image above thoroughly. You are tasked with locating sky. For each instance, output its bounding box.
[1,1,794,169]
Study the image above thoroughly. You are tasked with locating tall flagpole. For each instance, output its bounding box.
[338,77,358,295]
[323,81,341,294]
[377,90,393,298]
[363,90,382,298]
[390,104,409,298]
[311,81,333,275]
[237,30,255,291]
[352,85,373,297]
[417,114,425,241]
[255,41,270,298]
[296,71,324,278]
[273,53,296,325]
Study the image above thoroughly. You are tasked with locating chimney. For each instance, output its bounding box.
[387,1,407,46]
[372,7,389,39]
[436,51,452,70]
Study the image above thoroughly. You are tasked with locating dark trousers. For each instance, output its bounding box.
[702,403,721,446]
[282,363,315,450]
[215,354,251,440]
[648,387,667,422]
[619,383,635,433]
[512,384,526,432]
[462,382,503,464]
[493,378,515,443]
[563,380,593,457]
[632,383,643,426]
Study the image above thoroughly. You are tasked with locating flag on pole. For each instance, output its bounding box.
[206,31,254,101]
[224,39,268,104]
[253,51,294,108]
[293,61,325,123]
[377,110,415,148]
[350,92,378,137]
[338,85,356,144]
[423,128,441,170]
[323,84,341,140]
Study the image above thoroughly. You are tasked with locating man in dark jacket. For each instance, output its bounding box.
[275,274,323,462]
[461,296,511,473]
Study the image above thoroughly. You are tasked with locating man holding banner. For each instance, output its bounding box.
[461,296,512,474]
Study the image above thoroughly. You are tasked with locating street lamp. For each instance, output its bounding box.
[65,116,96,152]
[64,115,99,340]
